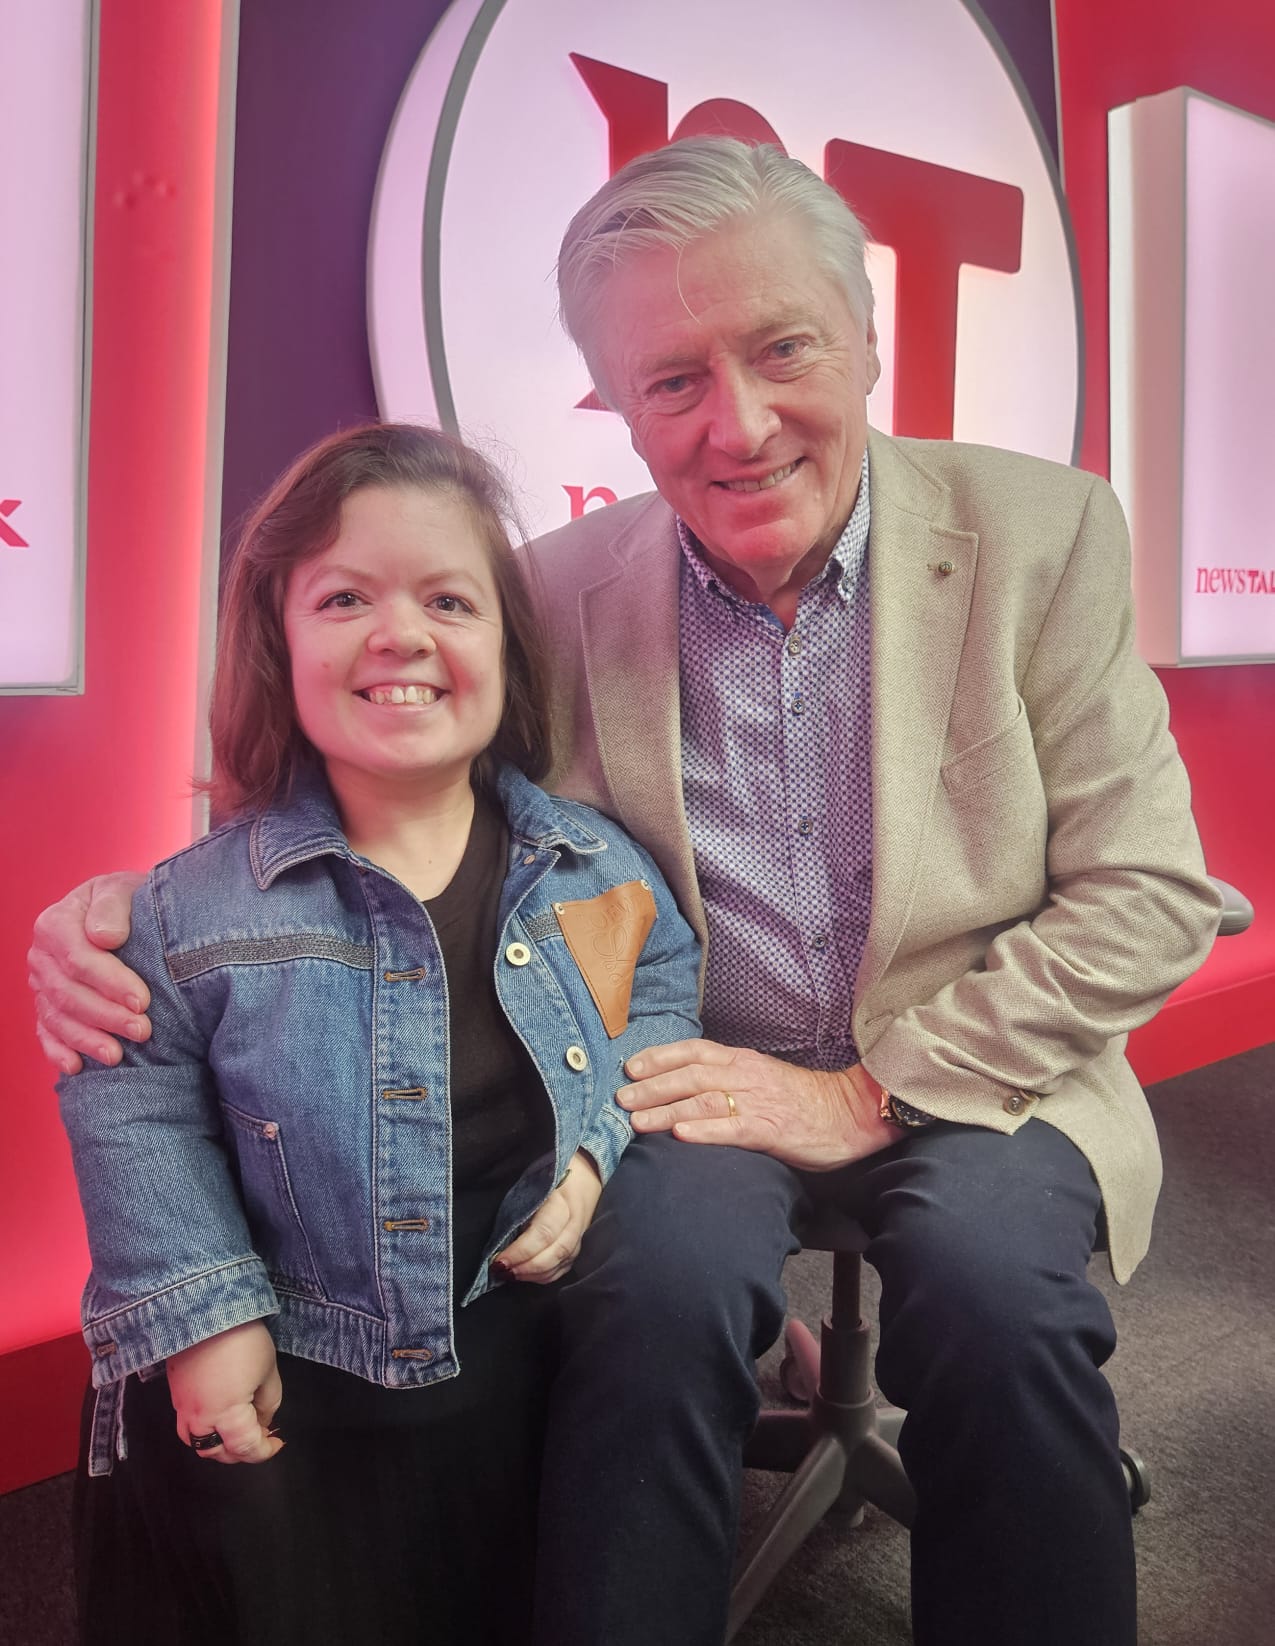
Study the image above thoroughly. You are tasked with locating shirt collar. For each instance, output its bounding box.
[675,449,872,608]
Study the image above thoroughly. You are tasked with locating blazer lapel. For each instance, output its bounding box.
[577,502,705,940]
[857,431,978,999]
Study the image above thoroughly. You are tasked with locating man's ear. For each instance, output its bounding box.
[865,319,882,394]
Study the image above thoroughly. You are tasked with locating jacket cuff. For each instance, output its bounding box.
[863,1027,1042,1131]
[84,1257,279,1387]
[579,1100,633,1184]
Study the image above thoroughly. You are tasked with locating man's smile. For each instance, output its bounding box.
[715,460,803,494]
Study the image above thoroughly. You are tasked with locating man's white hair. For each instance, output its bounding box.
[557,136,875,405]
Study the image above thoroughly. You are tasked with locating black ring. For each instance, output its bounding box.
[189,1429,223,1452]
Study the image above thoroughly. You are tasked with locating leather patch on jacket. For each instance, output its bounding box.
[553,880,657,1039]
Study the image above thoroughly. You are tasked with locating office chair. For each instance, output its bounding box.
[727,876,1255,1640]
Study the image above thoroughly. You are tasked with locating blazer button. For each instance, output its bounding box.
[565,1046,588,1071]
[505,942,532,967]
[1003,1091,1028,1116]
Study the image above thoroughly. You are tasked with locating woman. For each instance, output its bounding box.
[57,423,701,1645]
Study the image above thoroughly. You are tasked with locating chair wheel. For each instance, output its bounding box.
[779,1353,813,1404]
[1120,1447,1151,1513]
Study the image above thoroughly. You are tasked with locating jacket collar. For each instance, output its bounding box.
[248,762,606,890]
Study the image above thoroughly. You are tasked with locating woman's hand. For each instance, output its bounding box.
[166,1320,285,1465]
[493,1150,603,1285]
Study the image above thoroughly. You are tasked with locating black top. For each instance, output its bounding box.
[422,789,554,1291]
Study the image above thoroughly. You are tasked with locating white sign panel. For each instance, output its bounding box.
[0,2,94,694]
[368,0,1081,541]
[1110,87,1275,666]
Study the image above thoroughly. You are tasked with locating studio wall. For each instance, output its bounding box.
[0,0,232,1492]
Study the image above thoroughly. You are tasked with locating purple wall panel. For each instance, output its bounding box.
[222,0,448,543]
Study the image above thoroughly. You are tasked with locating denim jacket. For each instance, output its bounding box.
[58,765,701,1474]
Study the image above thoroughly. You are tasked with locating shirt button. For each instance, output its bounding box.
[565,1046,589,1072]
[812,933,828,952]
[787,632,803,656]
[791,693,805,715]
[797,817,814,837]
[1003,1091,1028,1116]
[522,854,536,865]
[505,942,532,967]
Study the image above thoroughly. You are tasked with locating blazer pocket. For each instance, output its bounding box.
[553,880,657,1039]
[941,699,1036,798]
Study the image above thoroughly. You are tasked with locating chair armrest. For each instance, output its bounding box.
[1208,876,1255,938]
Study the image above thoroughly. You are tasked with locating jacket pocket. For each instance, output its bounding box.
[553,880,657,1038]
[222,1101,326,1300]
[941,698,1036,798]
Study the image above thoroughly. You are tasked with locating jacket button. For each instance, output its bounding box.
[1003,1091,1028,1116]
[565,1046,588,1071]
[505,942,531,967]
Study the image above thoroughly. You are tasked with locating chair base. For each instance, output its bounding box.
[728,1255,916,1641]
[728,1243,1153,1639]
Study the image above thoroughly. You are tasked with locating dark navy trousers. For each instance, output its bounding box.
[533,1121,1136,1646]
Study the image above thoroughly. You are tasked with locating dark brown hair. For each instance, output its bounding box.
[205,422,553,816]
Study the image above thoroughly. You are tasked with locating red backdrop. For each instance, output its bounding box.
[0,0,226,1492]
[1053,0,1275,1081]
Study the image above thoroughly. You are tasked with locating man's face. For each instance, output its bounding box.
[595,212,880,608]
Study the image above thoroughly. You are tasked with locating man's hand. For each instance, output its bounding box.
[166,1320,285,1466]
[493,1150,604,1284]
[618,1039,901,1171]
[28,873,150,1074]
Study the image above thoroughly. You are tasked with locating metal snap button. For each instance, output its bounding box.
[565,1046,588,1071]
[505,942,532,967]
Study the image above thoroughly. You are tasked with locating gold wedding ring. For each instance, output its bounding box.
[724,1091,738,1118]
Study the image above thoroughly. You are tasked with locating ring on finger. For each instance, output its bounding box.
[723,1091,738,1119]
[189,1429,224,1452]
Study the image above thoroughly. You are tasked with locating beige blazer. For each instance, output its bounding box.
[525,429,1221,1280]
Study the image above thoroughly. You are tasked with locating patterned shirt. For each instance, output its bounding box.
[677,452,873,1071]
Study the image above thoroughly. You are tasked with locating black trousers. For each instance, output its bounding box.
[73,1272,562,1646]
[533,1122,1136,1646]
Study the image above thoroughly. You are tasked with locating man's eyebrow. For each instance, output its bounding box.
[634,351,702,382]
[634,313,821,380]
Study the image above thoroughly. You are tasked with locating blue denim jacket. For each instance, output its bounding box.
[58,765,701,1473]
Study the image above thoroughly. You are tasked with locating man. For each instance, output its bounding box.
[31,139,1220,1645]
